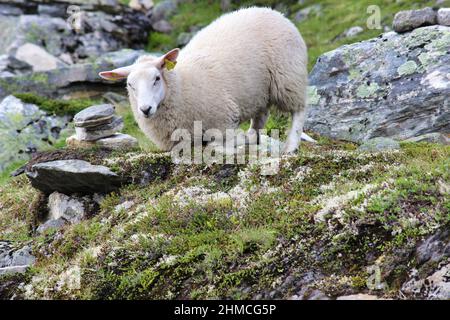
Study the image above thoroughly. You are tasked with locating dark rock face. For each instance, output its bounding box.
[26,159,124,194]
[305,26,450,143]
[0,0,151,62]
[393,8,437,33]
[0,0,152,100]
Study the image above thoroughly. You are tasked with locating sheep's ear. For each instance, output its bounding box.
[159,48,180,70]
[99,66,132,81]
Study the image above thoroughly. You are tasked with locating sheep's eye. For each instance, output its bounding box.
[154,76,161,84]
[128,83,135,91]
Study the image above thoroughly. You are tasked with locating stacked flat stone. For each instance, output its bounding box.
[393,7,450,33]
[67,104,138,150]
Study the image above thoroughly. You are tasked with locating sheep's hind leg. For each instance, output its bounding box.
[283,109,306,154]
[247,110,269,145]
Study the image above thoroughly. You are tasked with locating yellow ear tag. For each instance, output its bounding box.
[109,74,124,81]
[164,59,177,71]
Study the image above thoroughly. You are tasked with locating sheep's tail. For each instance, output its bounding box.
[301,132,317,143]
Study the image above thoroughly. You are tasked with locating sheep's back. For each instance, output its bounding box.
[174,7,307,123]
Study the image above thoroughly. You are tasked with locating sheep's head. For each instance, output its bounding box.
[99,48,179,118]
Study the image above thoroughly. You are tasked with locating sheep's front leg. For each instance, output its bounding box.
[247,110,269,145]
[283,109,306,154]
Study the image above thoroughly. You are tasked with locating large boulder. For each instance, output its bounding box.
[305,26,450,143]
[26,159,124,194]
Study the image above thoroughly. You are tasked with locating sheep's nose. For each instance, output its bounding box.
[140,105,152,117]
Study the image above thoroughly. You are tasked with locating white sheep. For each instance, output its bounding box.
[99,7,314,154]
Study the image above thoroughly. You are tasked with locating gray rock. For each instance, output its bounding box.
[0,243,35,275]
[393,8,437,33]
[405,132,450,145]
[150,0,177,24]
[294,4,322,23]
[415,229,449,265]
[0,49,144,100]
[66,133,139,150]
[0,95,70,172]
[37,4,67,17]
[26,159,123,194]
[0,4,23,16]
[307,289,330,300]
[15,43,66,72]
[0,265,29,275]
[36,218,67,234]
[342,26,364,38]
[0,3,151,63]
[47,192,86,223]
[114,200,135,213]
[305,26,450,143]
[74,104,115,128]
[437,8,450,26]
[10,246,35,267]
[75,116,124,141]
[402,263,450,299]
[358,137,400,152]
[152,19,173,33]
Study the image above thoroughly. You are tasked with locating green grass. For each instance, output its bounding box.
[2,140,447,299]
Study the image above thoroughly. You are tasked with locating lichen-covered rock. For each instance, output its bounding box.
[393,7,437,33]
[305,26,450,143]
[0,95,70,172]
[0,243,35,276]
[404,132,450,145]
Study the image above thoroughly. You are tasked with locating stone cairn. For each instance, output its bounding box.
[66,104,138,151]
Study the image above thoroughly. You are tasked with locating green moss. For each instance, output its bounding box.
[13,93,101,117]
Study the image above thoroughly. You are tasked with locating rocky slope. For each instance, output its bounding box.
[0,139,448,299]
[0,2,449,300]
